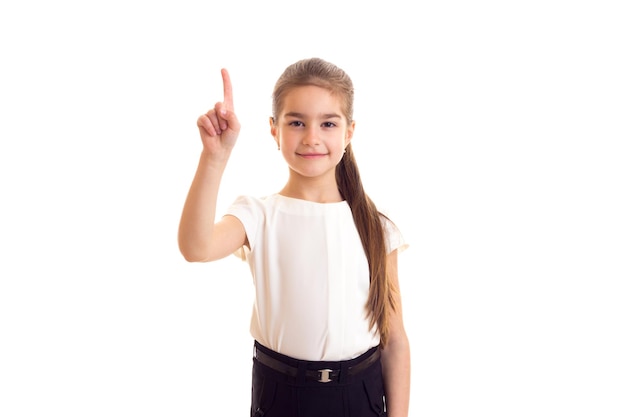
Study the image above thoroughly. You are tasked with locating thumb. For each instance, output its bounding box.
[218,106,241,132]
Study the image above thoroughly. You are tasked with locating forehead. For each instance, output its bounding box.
[280,85,345,116]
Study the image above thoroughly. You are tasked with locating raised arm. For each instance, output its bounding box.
[178,69,246,262]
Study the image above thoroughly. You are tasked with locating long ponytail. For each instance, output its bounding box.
[336,144,396,347]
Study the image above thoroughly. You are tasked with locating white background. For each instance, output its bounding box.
[1,1,625,416]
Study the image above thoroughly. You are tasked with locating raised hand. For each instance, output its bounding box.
[196,68,241,157]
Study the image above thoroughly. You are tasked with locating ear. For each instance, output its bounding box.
[344,120,356,147]
[269,116,279,147]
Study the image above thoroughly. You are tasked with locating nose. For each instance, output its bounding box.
[302,126,320,146]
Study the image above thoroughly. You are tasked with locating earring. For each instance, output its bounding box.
[277,146,281,150]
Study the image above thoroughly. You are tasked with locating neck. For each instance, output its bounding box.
[280,172,343,203]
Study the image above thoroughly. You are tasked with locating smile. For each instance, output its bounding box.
[297,153,328,159]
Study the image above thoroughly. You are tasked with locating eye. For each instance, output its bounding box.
[322,122,337,128]
[288,121,304,127]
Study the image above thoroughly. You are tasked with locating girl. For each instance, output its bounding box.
[178,58,410,417]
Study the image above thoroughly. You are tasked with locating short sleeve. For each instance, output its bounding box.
[224,195,260,260]
[381,215,408,254]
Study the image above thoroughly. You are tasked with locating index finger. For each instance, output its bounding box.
[221,68,234,111]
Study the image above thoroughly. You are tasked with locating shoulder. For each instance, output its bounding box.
[226,194,278,212]
[378,211,409,254]
[225,194,286,235]
[224,195,278,257]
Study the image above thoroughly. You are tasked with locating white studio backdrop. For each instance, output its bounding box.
[1,1,625,416]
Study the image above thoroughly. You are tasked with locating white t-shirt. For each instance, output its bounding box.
[225,194,407,361]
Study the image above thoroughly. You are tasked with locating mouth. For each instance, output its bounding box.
[296,153,328,159]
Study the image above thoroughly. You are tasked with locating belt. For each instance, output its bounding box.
[253,346,380,383]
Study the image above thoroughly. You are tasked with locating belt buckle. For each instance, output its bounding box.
[318,368,333,383]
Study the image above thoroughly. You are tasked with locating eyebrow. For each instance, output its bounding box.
[284,112,342,119]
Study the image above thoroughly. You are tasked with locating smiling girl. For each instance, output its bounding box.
[178,58,410,417]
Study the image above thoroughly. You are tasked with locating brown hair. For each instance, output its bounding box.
[272,57,397,346]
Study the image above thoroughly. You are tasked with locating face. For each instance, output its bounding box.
[271,85,355,182]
